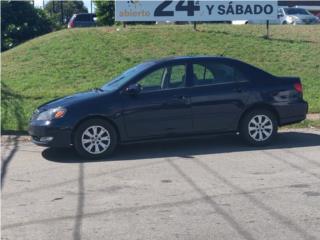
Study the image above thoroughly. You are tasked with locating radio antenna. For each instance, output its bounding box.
[220,49,227,57]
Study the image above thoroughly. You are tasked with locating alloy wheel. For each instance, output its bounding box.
[248,115,273,142]
[81,125,111,154]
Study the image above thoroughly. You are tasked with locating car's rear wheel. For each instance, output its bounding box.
[240,109,278,146]
[74,119,118,158]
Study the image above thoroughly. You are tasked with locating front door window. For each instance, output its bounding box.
[138,64,186,92]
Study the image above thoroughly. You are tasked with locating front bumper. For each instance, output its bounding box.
[291,20,318,25]
[28,121,72,147]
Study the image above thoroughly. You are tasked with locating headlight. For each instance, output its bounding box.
[36,107,67,121]
[288,16,298,22]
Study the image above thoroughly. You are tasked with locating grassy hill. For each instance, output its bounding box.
[2,24,320,131]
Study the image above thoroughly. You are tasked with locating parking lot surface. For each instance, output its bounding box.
[1,129,320,240]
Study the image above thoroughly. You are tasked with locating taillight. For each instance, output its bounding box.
[69,20,74,28]
[294,83,303,93]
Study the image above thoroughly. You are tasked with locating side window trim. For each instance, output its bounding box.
[203,66,207,81]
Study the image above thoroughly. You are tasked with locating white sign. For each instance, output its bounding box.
[115,0,278,22]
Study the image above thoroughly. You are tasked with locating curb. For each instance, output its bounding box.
[306,113,320,121]
[1,135,31,144]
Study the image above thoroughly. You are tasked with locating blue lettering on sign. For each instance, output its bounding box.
[215,3,274,15]
[206,5,214,15]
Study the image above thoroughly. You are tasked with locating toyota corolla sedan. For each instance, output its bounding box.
[29,56,308,158]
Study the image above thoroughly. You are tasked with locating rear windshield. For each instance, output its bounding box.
[284,8,310,15]
[75,14,95,21]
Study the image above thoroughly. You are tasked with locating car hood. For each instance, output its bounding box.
[37,89,104,111]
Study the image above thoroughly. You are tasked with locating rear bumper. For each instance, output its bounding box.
[28,121,72,147]
[275,101,308,126]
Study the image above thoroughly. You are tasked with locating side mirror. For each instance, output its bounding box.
[125,84,141,95]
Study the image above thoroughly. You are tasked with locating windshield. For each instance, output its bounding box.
[101,62,153,91]
[284,8,310,15]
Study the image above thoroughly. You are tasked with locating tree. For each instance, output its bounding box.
[94,0,115,26]
[44,0,88,25]
[1,1,53,51]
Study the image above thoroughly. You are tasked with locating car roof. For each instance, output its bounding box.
[140,56,273,77]
[74,13,96,16]
[144,56,239,65]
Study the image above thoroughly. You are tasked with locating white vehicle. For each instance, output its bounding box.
[236,7,319,25]
[279,7,319,25]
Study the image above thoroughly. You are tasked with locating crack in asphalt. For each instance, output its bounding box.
[3,160,166,199]
[167,158,257,240]
[263,150,320,180]
[190,156,318,240]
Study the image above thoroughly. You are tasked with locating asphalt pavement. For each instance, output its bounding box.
[1,129,320,240]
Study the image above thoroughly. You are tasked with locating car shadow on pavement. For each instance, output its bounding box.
[42,131,320,163]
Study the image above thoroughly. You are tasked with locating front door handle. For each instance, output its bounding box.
[163,96,189,107]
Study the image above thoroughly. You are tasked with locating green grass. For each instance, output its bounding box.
[2,24,320,131]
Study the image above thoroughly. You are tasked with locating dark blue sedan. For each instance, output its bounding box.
[29,56,308,158]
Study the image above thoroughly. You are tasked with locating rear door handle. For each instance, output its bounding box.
[233,87,244,93]
[175,95,187,101]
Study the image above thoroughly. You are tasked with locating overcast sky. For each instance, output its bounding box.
[34,0,96,13]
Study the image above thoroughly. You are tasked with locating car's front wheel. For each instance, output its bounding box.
[240,110,278,146]
[74,119,118,158]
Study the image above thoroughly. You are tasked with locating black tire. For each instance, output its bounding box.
[240,109,278,146]
[73,119,118,159]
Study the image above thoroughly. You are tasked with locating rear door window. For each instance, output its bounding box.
[192,61,249,86]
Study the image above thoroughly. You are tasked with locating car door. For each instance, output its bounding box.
[190,60,251,132]
[121,63,193,139]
